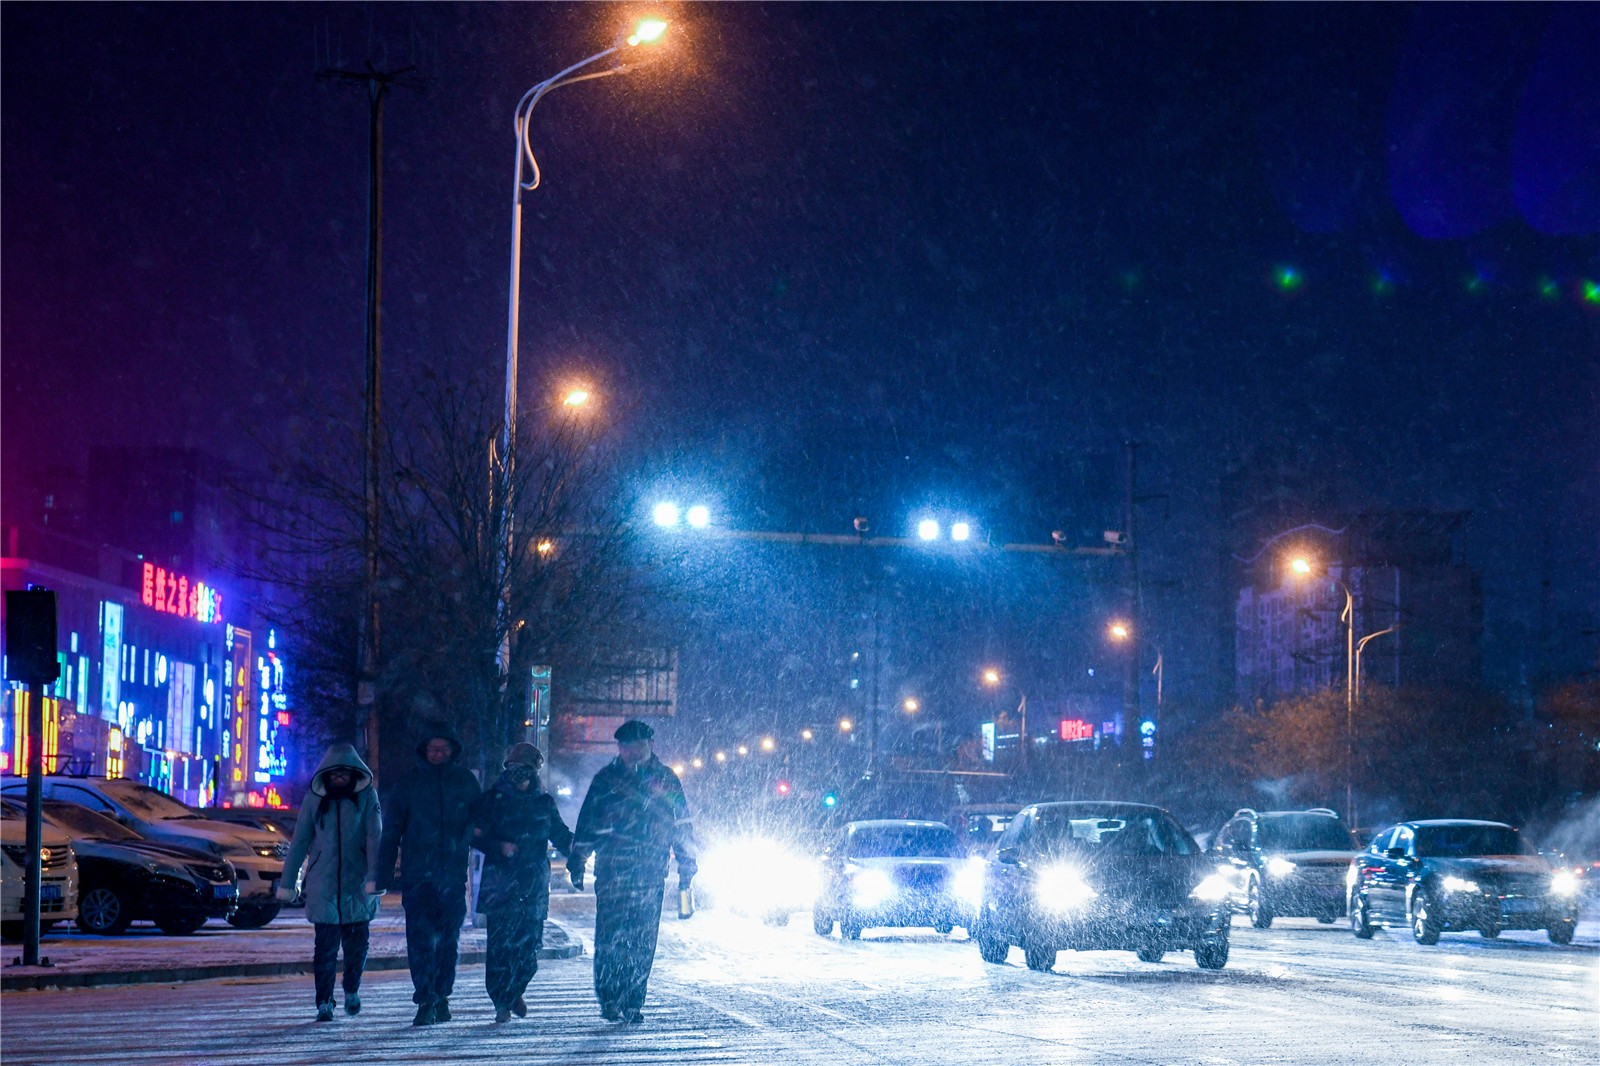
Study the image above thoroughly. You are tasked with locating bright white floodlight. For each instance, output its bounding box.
[653,501,681,527]
[917,519,940,541]
[686,504,711,529]
[951,522,971,542]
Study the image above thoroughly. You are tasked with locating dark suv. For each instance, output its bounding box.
[1348,820,1581,945]
[973,801,1231,971]
[1211,808,1358,927]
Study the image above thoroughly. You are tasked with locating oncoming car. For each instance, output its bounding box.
[812,820,983,939]
[1348,819,1581,945]
[695,835,819,926]
[1212,807,1358,927]
[973,801,1231,971]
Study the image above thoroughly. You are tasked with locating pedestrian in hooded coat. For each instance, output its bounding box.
[568,719,697,1024]
[278,742,383,1022]
[375,724,481,1026]
[469,742,575,1023]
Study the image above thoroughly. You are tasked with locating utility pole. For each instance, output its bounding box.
[1122,441,1142,751]
[318,61,421,783]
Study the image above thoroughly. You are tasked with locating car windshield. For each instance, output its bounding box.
[1258,815,1356,851]
[107,782,198,820]
[1036,809,1198,856]
[1414,825,1533,858]
[42,802,140,841]
[848,826,962,859]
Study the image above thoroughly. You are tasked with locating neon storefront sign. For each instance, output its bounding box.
[140,563,222,623]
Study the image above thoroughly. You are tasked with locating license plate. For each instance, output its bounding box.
[41,885,61,901]
[1501,898,1540,915]
[213,884,236,899]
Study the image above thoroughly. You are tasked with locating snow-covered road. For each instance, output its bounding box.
[4,894,1596,1064]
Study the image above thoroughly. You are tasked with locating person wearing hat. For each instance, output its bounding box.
[468,742,575,1024]
[375,723,482,1026]
[568,719,697,1024]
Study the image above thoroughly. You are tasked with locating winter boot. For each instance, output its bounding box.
[344,993,361,1016]
[412,1002,436,1027]
[511,995,528,1018]
[316,1002,335,1023]
[495,1007,512,1024]
[433,998,452,1022]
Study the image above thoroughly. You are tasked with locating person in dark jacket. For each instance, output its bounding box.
[469,742,575,1023]
[278,742,383,1022]
[375,724,481,1026]
[568,719,697,1024]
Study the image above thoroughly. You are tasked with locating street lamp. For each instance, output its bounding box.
[496,19,670,748]
[1287,555,1356,826]
[1355,625,1398,703]
[1106,621,1162,707]
[981,667,1027,771]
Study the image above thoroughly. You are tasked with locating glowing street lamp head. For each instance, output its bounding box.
[838,717,854,733]
[917,518,941,541]
[628,18,669,46]
[562,387,591,408]
[685,504,711,529]
[950,522,971,542]
[1109,622,1131,641]
[760,736,776,752]
[714,751,726,763]
[652,501,681,527]
[903,697,920,713]
[536,539,556,556]
[1289,556,1313,576]
[737,745,749,756]
[801,728,814,741]
[982,668,1001,687]
[691,757,703,769]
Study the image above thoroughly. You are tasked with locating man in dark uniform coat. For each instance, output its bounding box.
[568,719,697,1024]
[376,724,481,1026]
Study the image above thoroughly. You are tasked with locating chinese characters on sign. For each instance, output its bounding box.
[140,562,222,623]
[1058,718,1095,742]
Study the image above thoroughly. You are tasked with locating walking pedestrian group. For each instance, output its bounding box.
[278,720,695,1028]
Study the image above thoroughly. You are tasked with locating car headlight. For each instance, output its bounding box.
[1550,870,1581,897]
[1036,864,1098,912]
[254,846,280,858]
[1191,872,1232,903]
[700,838,818,913]
[1265,857,1297,879]
[1440,876,1480,894]
[851,869,896,908]
[954,859,985,906]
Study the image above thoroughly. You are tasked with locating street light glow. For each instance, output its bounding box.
[982,668,1001,686]
[950,522,971,542]
[686,504,711,529]
[628,18,669,46]
[737,745,749,756]
[536,539,555,556]
[714,751,726,763]
[562,387,591,408]
[801,728,814,740]
[672,763,686,775]
[653,501,681,527]
[917,518,940,541]
[761,736,776,752]
[839,717,854,732]
[1290,556,1313,576]
[1109,622,1131,640]
[903,697,920,713]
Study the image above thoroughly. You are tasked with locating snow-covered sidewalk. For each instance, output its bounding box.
[1,895,581,990]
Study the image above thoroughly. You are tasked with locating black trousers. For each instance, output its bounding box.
[593,877,665,1014]
[312,921,370,1005]
[484,909,545,1009]
[402,881,467,1005]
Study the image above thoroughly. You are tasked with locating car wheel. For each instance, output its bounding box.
[79,886,133,935]
[1022,930,1056,972]
[976,924,1010,964]
[841,917,864,940]
[933,920,955,935]
[1316,916,1337,925]
[1548,921,1576,945]
[226,901,281,929]
[1135,945,1166,963]
[158,914,208,936]
[1350,892,1376,939]
[811,910,835,937]
[1410,890,1441,945]
[1195,927,1230,970]
[1248,877,1274,929]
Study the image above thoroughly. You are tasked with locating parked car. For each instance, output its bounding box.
[1,776,286,928]
[812,820,983,939]
[0,798,79,941]
[1348,820,1582,945]
[194,806,298,837]
[973,801,1232,971]
[33,799,238,935]
[1212,807,1359,927]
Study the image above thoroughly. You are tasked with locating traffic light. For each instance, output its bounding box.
[775,780,791,797]
[822,791,838,808]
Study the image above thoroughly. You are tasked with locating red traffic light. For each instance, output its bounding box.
[775,780,792,796]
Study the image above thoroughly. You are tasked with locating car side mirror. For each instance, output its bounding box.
[996,845,1021,864]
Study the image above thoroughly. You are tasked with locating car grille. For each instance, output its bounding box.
[894,866,952,894]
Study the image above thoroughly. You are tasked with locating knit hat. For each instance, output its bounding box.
[613,719,655,743]
[503,742,544,768]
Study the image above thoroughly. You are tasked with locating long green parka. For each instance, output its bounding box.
[281,743,383,925]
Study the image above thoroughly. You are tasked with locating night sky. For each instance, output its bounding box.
[3,2,1597,702]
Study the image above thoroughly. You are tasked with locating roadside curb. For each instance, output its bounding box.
[2,934,583,991]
